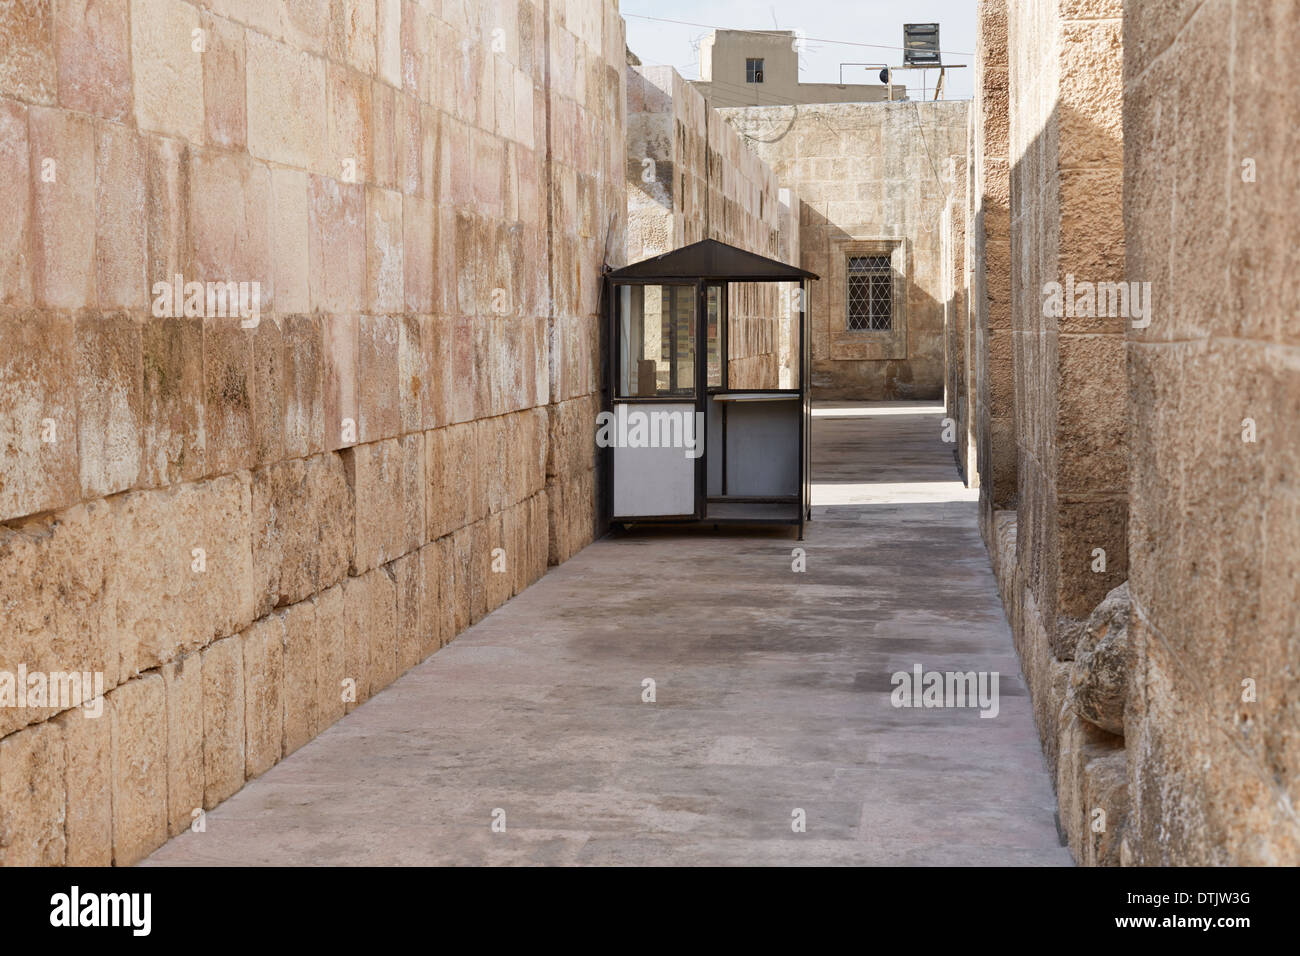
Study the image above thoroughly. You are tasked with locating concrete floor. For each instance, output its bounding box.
[145,402,1070,866]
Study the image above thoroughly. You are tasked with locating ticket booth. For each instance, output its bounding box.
[604,239,818,537]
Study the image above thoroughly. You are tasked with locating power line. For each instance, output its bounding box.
[624,13,974,59]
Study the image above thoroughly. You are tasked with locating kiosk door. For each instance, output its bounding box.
[612,283,701,519]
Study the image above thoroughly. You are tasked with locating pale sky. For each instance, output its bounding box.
[622,0,977,101]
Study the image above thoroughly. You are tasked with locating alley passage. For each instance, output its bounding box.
[146,403,1068,866]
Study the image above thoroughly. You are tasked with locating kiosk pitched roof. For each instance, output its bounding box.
[607,238,819,281]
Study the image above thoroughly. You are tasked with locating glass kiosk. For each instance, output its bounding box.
[604,239,818,538]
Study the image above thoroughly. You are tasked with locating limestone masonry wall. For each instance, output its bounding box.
[991,0,1131,866]
[966,0,1300,865]
[970,0,1013,536]
[720,101,968,401]
[1121,0,1300,865]
[0,0,626,865]
[626,64,799,389]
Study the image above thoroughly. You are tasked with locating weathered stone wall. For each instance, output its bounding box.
[626,64,799,389]
[970,0,1013,534]
[0,0,626,866]
[720,101,968,400]
[968,0,1300,866]
[1121,0,1300,865]
[1000,0,1128,795]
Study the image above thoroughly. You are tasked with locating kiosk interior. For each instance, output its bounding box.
[604,239,818,538]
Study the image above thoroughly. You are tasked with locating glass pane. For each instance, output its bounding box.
[706,284,722,388]
[617,284,696,398]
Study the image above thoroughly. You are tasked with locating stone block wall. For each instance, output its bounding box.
[625,64,799,389]
[1001,0,1127,779]
[720,101,969,400]
[1121,0,1300,865]
[970,0,1013,533]
[967,0,1300,865]
[0,0,626,866]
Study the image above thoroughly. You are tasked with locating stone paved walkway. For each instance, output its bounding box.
[145,402,1070,866]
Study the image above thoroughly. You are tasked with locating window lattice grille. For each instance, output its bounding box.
[846,255,892,331]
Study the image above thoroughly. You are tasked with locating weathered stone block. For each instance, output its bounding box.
[358,313,400,441]
[0,720,65,866]
[143,133,191,289]
[308,175,365,312]
[251,452,351,615]
[202,11,246,149]
[190,149,272,295]
[376,0,400,87]
[252,316,286,465]
[111,472,254,676]
[1069,581,1131,736]
[392,549,423,674]
[130,0,204,141]
[282,314,325,457]
[367,187,404,312]
[323,313,358,451]
[94,122,146,308]
[469,518,489,624]
[140,314,205,487]
[1055,497,1128,638]
[315,584,346,726]
[530,488,549,581]
[449,524,473,635]
[203,316,254,475]
[510,499,530,596]
[161,653,203,837]
[523,406,547,498]
[486,509,512,612]
[201,634,244,808]
[398,314,430,433]
[1081,747,1128,866]
[280,598,318,756]
[344,438,407,573]
[242,614,284,779]
[246,30,327,172]
[76,311,142,498]
[424,421,478,540]
[271,167,311,314]
[334,0,376,74]
[30,106,95,309]
[54,699,113,864]
[0,501,116,737]
[0,0,56,103]
[0,98,31,305]
[435,534,456,645]
[480,415,509,514]
[0,312,78,522]
[371,79,397,189]
[403,199,435,312]
[110,672,167,866]
[417,540,442,657]
[327,62,372,184]
[400,430,426,553]
[343,568,396,708]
